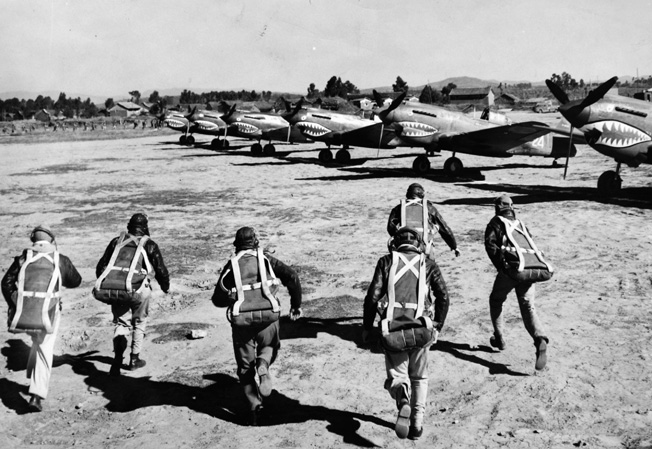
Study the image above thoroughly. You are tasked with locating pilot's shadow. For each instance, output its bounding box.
[279,316,382,354]
[434,339,529,376]
[64,352,391,446]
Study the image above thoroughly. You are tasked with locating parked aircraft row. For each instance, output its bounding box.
[158,76,651,196]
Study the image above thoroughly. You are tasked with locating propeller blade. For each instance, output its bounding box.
[563,125,573,180]
[372,90,385,108]
[581,76,618,108]
[378,91,407,123]
[545,79,569,105]
[185,106,196,120]
[377,123,384,155]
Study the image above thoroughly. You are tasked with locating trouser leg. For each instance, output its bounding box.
[255,321,280,368]
[515,282,548,342]
[384,351,411,407]
[232,326,261,410]
[28,309,60,399]
[130,289,151,355]
[408,348,429,427]
[489,272,515,339]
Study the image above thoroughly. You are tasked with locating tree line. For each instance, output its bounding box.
[3,72,652,120]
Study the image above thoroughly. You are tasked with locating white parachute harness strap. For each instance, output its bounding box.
[11,249,61,333]
[230,248,281,316]
[497,216,554,272]
[94,232,152,292]
[381,251,427,336]
[400,197,436,253]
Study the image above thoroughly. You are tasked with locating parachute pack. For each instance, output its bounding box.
[400,197,438,255]
[9,249,61,334]
[93,232,153,304]
[226,248,281,327]
[379,250,438,352]
[498,216,554,283]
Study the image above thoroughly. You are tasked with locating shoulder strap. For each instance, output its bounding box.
[381,251,426,335]
[11,250,61,333]
[230,249,281,316]
[497,216,553,272]
[126,235,152,288]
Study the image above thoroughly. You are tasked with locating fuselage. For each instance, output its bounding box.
[565,94,652,166]
[221,111,290,140]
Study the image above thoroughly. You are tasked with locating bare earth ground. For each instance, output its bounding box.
[0,112,651,449]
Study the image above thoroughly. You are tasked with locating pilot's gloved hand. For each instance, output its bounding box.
[290,308,302,321]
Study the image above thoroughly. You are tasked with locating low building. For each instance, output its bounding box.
[449,87,495,106]
[494,93,520,107]
[108,101,143,118]
[33,109,52,122]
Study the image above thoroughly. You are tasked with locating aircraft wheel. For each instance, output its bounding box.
[597,170,622,196]
[179,135,187,145]
[444,157,464,176]
[412,155,431,174]
[251,143,263,155]
[319,149,334,163]
[335,149,351,163]
[263,144,276,156]
[211,138,221,149]
[223,139,230,149]
[186,135,195,145]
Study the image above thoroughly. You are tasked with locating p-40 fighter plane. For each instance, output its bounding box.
[185,108,229,149]
[546,76,652,196]
[163,105,230,148]
[218,101,308,155]
[282,100,398,163]
[374,91,576,175]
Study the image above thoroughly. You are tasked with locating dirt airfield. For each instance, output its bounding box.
[1,111,651,449]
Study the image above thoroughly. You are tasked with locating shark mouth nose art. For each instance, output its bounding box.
[195,120,220,131]
[297,122,331,137]
[588,120,651,148]
[234,122,261,134]
[165,118,187,129]
[398,121,437,137]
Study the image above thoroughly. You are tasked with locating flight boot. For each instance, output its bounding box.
[535,337,549,371]
[110,336,128,376]
[129,353,146,371]
[256,358,273,398]
[27,394,43,413]
[394,383,411,439]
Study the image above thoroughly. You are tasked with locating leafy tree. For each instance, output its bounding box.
[441,83,457,103]
[343,80,359,95]
[324,76,339,97]
[307,83,319,98]
[148,91,161,103]
[393,76,408,93]
[129,90,141,103]
[105,98,115,110]
[418,85,441,104]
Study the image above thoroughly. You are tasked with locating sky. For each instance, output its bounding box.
[1,0,651,100]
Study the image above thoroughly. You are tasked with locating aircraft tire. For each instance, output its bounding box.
[335,149,351,164]
[412,155,431,174]
[186,135,195,145]
[251,143,263,155]
[223,139,230,149]
[179,135,187,145]
[597,170,622,197]
[444,157,464,176]
[319,149,334,163]
[211,138,221,149]
[263,144,276,156]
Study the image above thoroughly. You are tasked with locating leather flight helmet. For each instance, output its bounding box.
[127,213,150,235]
[234,226,259,249]
[406,183,425,199]
[30,225,55,243]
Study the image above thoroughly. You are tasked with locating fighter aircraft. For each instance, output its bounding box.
[162,108,196,145]
[185,107,229,149]
[218,101,308,155]
[374,91,575,175]
[281,99,399,163]
[546,76,652,196]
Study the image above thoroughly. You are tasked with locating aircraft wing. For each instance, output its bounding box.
[529,122,587,145]
[439,121,554,156]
